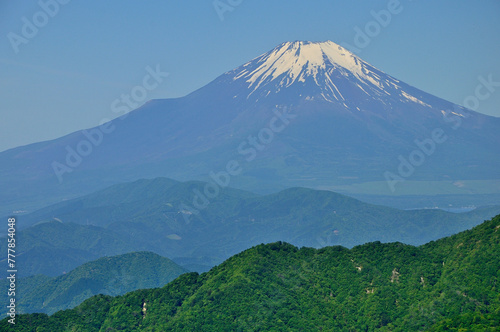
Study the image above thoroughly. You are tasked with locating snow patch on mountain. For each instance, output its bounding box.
[231,40,407,103]
[237,41,366,87]
[401,91,431,107]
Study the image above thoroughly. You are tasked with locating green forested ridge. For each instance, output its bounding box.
[2,178,499,277]
[5,214,499,331]
[0,252,187,317]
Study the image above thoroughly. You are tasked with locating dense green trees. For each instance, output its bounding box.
[0,252,187,316]
[3,215,499,331]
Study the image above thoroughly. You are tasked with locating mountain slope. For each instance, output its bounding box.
[2,177,499,277]
[14,177,256,231]
[6,214,499,331]
[0,252,187,316]
[1,41,499,216]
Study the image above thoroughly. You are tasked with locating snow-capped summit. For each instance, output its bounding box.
[238,41,374,88]
[227,40,404,103]
[2,39,498,217]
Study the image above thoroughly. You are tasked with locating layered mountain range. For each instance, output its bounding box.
[1,41,499,216]
[3,177,499,278]
[2,41,500,329]
[5,215,500,330]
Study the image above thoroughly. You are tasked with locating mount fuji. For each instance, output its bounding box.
[1,41,499,215]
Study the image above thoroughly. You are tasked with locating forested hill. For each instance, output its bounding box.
[0,252,187,316]
[4,215,500,331]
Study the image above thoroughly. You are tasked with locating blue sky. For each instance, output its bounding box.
[1,0,499,152]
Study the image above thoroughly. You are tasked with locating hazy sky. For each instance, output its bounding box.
[1,0,499,152]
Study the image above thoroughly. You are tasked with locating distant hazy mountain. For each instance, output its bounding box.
[0,252,187,316]
[3,177,499,277]
[6,215,500,331]
[1,41,499,216]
